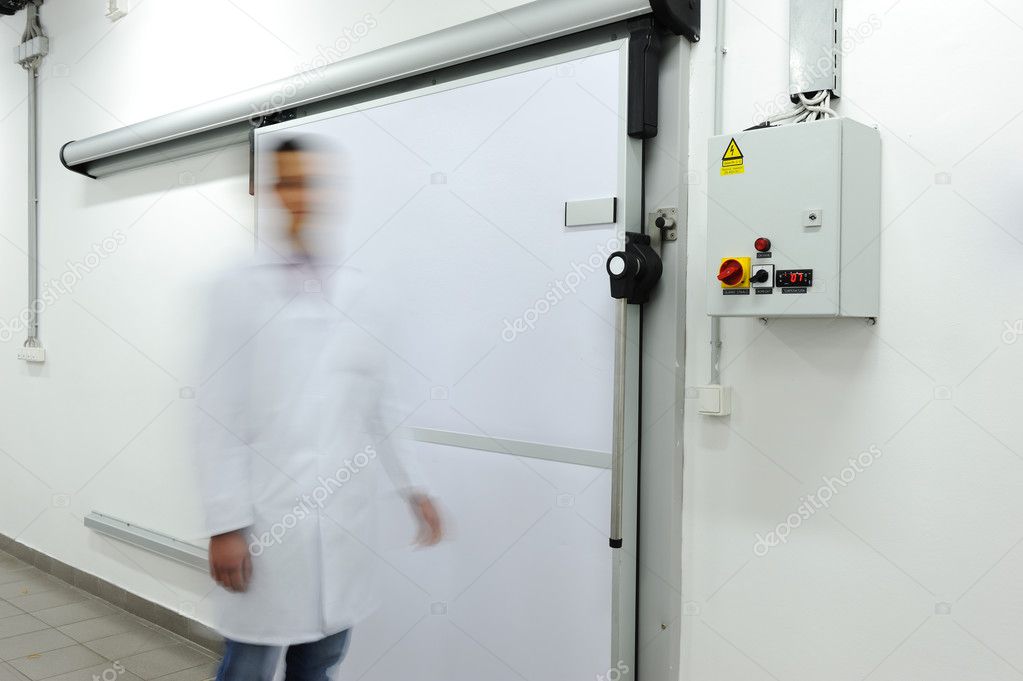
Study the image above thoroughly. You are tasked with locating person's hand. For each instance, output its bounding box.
[209,530,252,592]
[409,494,443,547]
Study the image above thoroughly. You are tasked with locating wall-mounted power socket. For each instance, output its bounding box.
[17,346,45,363]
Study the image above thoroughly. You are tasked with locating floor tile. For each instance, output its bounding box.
[150,661,218,681]
[33,601,115,628]
[58,615,139,644]
[0,558,27,569]
[0,550,219,680]
[120,645,216,680]
[0,615,49,641]
[28,661,143,681]
[0,576,59,601]
[0,629,76,662]
[0,662,30,681]
[8,644,106,680]
[6,587,88,614]
[0,568,34,588]
[83,628,178,661]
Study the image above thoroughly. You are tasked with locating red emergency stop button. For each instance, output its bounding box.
[717,259,744,286]
[755,237,771,252]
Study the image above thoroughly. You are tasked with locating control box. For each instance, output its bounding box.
[707,118,881,318]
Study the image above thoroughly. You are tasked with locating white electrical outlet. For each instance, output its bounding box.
[17,346,45,363]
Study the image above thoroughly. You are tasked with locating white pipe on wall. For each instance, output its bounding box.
[22,0,44,349]
[26,62,39,343]
[709,0,726,384]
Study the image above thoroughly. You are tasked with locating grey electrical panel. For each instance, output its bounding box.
[790,0,842,97]
[706,119,881,319]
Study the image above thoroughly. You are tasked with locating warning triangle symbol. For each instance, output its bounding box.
[723,138,743,161]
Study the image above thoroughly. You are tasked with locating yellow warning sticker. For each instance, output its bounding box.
[721,137,744,176]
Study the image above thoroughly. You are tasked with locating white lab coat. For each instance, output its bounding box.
[195,244,421,645]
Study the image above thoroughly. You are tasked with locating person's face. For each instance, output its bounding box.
[274,150,330,225]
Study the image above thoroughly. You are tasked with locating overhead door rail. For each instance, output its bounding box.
[59,0,699,178]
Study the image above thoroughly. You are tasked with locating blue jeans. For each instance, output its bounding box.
[215,629,351,681]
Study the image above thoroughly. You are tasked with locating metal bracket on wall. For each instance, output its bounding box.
[648,0,701,42]
[627,18,662,140]
[649,207,678,241]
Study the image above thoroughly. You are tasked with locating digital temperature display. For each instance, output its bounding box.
[776,269,813,287]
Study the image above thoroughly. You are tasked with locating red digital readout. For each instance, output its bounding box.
[776,269,813,288]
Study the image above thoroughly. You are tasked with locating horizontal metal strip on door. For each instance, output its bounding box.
[405,427,611,469]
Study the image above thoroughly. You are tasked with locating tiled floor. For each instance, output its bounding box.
[0,551,219,681]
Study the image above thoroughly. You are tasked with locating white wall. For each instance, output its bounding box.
[0,0,530,628]
[682,2,1023,680]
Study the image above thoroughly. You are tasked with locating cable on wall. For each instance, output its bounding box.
[763,89,837,127]
[747,0,843,131]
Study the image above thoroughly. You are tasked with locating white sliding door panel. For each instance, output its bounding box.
[255,42,635,681]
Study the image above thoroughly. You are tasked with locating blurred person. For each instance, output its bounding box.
[195,136,442,681]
